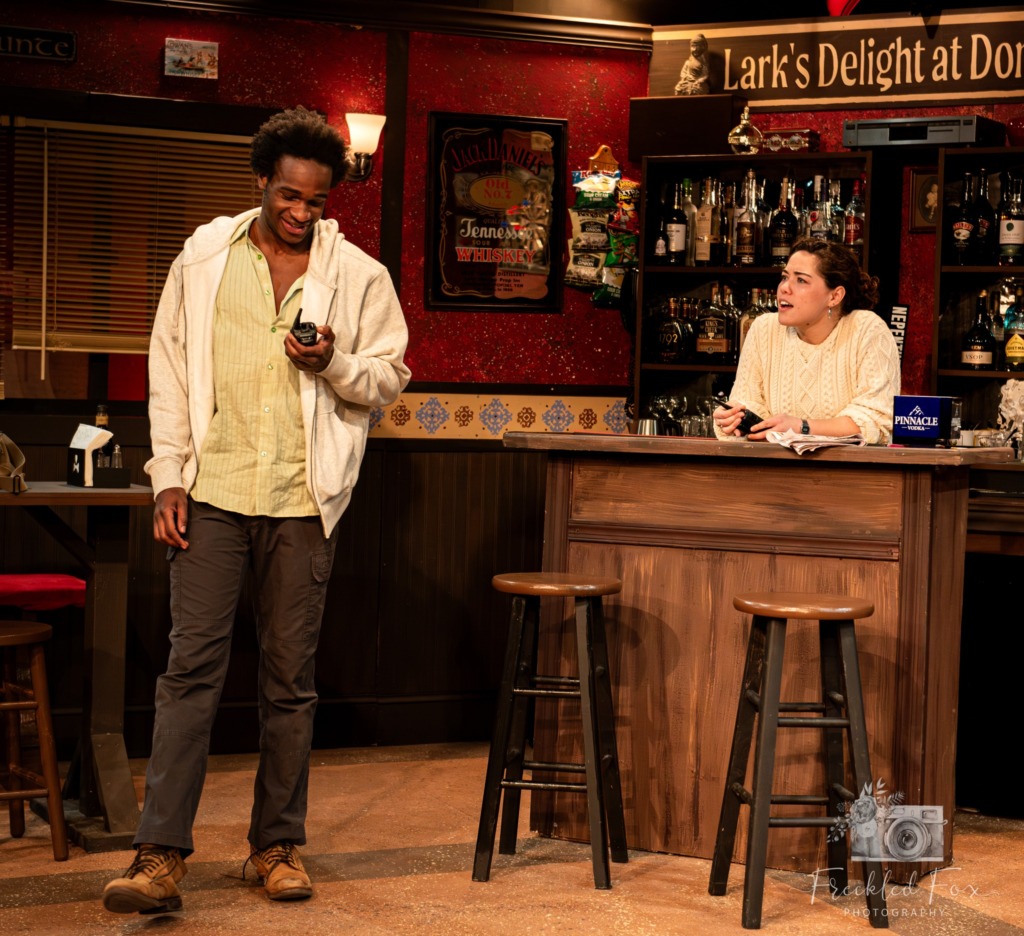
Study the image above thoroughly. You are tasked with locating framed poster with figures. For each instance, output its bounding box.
[910,167,939,232]
[425,112,566,312]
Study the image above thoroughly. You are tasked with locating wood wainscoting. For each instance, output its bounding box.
[0,415,546,757]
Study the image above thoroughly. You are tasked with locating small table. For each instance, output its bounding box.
[1,481,153,851]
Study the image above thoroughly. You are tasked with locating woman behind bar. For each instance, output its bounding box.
[714,238,901,443]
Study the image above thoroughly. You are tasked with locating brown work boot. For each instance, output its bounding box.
[102,844,186,914]
[245,842,313,900]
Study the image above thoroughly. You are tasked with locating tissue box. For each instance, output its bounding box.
[67,449,131,487]
[892,396,958,448]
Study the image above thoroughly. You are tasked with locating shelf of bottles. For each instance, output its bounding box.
[934,146,1024,435]
[633,151,872,422]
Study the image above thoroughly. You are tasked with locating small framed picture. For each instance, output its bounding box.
[164,38,219,79]
[910,168,939,232]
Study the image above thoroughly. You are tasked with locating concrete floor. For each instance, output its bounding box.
[1,743,1022,935]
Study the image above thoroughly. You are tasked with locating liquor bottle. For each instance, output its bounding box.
[680,179,698,266]
[655,298,694,363]
[734,169,758,266]
[722,285,741,364]
[828,179,845,244]
[653,217,668,261]
[768,176,797,267]
[757,177,774,264]
[720,181,736,266]
[709,179,725,265]
[738,287,761,352]
[808,175,829,240]
[989,287,1005,368]
[1005,286,1024,371]
[791,185,807,238]
[693,178,718,266]
[948,172,977,266]
[960,290,995,370]
[694,286,731,362]
[973,169,997,265]
[998,174,1024,266]
[665,183,687,266]
[843,177,866,264]
[94,403,113,468]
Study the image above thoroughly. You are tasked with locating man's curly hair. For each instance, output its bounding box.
[250,106,349,188]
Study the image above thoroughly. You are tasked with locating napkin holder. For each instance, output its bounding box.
[66,424,131,487]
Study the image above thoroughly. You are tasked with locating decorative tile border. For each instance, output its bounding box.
[369,393,630,440]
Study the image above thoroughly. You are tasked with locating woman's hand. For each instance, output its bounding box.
[745,412,802,440]
[714,406,803,441]
[713,403,747,437]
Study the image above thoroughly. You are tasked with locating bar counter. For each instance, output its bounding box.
[503,432,1015,878]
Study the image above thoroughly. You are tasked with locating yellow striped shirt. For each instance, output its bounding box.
[191,219,318,517]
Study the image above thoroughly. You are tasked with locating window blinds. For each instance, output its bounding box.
[0,117,258,359]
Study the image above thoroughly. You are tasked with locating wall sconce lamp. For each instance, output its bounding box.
[345,112,386,182]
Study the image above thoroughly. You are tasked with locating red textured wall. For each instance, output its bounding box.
[0,4,646,396]
[4,3,1024,397]
[400,32,647,385]
[0,3,387,400]
[0,5,387,240]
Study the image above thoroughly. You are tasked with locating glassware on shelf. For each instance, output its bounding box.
[727,106,763,155]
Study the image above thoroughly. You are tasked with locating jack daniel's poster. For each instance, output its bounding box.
[425,112,566,312]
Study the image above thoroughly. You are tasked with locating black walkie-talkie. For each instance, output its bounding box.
[290,308,319,346]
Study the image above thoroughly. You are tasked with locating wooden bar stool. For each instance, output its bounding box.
[1,621,69,860]
[473,572,628,889]
[708,593,887,929]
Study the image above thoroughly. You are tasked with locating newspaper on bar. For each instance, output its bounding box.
[765,428,866,455]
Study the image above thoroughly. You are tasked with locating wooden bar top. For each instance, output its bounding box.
[503,431,1017,467]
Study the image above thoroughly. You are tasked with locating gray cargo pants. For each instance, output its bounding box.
[134,498,338,856]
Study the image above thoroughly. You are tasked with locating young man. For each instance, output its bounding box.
[102,107,410,914]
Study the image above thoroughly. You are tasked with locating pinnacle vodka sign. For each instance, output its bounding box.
[892,395,955,447]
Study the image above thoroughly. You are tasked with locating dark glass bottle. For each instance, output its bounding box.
[768,176,797,267]
[665,183,687,266]
[949,172,977,266]
[960,290,994,370]
[655,298,694,363]
[843,177,866,265]
[973,169,997,265]
[694,286,731,363]
[94,404,114,468]
[722,285,741,364]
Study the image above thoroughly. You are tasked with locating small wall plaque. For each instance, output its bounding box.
[164,38,219,79]
[0,25,76,63]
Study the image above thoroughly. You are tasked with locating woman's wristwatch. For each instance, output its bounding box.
[801,418,810,435]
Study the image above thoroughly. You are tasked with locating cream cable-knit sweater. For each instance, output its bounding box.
[718,309,902,444]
